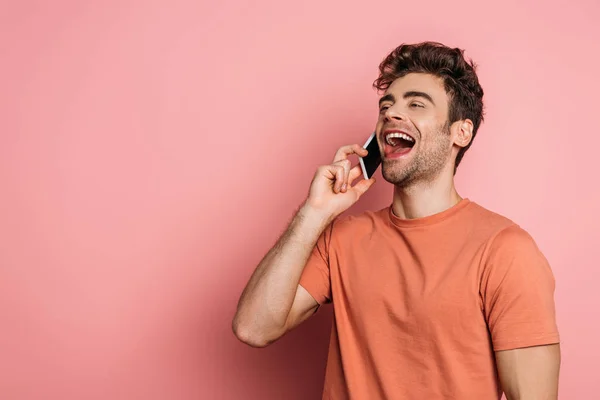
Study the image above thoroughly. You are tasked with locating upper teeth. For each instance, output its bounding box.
[386,132,414,146]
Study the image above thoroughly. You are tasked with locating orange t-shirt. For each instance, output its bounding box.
[299,199,559,399]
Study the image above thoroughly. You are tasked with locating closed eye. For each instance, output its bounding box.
[410,103,425,108]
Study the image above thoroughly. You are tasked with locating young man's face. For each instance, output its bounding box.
[375,73,457,187]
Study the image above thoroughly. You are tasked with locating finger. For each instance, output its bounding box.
[333,159,351,192]
[347,165,363,186]
[322,165,344,194]
[318,165,339,184]
[351,177,376,198]
[333,144,368,164]
[333,165,345,193]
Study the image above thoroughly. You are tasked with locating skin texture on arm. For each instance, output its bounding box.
[231,206,327,348]
[495,344,561,400]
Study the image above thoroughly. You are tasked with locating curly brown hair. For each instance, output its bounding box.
[373,42,484,172]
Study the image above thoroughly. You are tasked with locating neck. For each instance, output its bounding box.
[391,169,462,220]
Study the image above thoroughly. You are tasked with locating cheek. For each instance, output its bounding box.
[413,121,431,137]
[413,115,440,133]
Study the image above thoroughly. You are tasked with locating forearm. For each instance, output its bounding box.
[233,203,331,341]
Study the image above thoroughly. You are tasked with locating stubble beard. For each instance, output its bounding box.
[382,124,453,188]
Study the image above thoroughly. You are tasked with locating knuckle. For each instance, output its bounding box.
[317,165,330,175]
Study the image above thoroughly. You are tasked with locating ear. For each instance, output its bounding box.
[451,119,474,148]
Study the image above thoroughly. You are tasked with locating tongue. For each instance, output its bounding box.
[387,138,414,156]
[392,146,412,155]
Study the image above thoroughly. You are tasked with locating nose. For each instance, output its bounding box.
[384,105,407,122]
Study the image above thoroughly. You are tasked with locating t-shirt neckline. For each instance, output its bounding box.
[388,198,471,228]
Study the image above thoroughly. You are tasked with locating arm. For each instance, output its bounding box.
[232,144,375,348]
[481,226,561,398]
[232,205,330,348]
[496,344,561,400]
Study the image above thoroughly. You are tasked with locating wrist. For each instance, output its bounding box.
[298,202,335,231]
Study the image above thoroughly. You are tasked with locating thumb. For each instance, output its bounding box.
[352,177,376,198]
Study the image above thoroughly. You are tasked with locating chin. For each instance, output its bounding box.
[382,164,415,186]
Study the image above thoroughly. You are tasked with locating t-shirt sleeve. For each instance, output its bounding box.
[481,224,560,351]
[298,220,334,305]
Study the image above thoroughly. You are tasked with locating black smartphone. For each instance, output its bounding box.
[359,132,382,179]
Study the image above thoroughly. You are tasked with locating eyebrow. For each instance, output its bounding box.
[404,91,435,105]
[378,94,395,107]
[378,91,436,107]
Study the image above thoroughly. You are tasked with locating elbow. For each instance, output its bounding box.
[233,326,271,348]
[232,317,279,348]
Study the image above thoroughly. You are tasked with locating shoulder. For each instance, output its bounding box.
[330,207,390,237]
[488,224,541,256]
[458,201,546,262]
[480,222,555,302]
[481,222,551,281]
[466,201,516,229]
[462,201,528,243]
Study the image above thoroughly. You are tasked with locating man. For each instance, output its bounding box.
[232,42,560,399]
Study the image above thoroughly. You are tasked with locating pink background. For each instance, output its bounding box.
[1,1,599,399]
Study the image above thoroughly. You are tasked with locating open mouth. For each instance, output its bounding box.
[384,131,415,157]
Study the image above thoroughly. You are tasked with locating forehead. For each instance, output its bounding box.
[385,73,448,103]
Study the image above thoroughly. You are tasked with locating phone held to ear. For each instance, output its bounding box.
[359,132,382,180]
